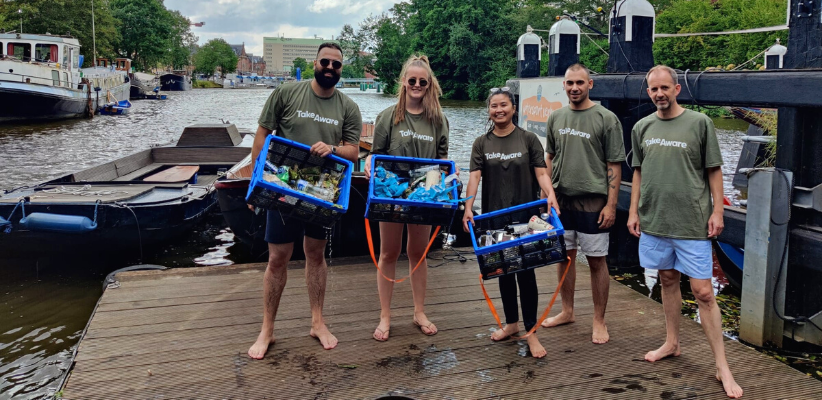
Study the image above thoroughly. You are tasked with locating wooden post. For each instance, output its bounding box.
[516,28,541,78]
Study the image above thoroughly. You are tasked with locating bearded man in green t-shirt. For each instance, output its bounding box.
[247,43,362,359]
[541,64,625,345]
[628,65,742,399]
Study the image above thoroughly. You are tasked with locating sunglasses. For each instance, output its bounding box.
[407,78,428,87]
[318,58,343,70]
[489,87,511,94]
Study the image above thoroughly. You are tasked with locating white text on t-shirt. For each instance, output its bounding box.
[297,110,340,126]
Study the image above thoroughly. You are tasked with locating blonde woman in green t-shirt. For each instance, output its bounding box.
[365,55,449,342]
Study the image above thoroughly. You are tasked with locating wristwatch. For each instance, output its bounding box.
[331,145,337,155]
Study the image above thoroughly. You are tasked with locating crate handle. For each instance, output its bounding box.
[478,256,571,340]
[365,218,441,283]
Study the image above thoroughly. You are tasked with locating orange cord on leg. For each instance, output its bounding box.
[365,217,441,283]
[480,256,572,339]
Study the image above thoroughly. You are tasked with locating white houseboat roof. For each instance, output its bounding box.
[0,33,80,47]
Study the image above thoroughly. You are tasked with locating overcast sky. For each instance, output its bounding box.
[165,0,397,56]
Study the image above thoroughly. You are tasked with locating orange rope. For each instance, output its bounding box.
[480,256,572,339]
[365,217,441,283]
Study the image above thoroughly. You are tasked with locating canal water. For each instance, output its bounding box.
[0,88,750,398]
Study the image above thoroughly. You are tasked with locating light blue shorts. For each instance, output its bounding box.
[638,233,712,280]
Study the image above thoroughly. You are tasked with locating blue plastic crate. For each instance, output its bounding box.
[365,155,459,226]
[469,199,566,280]
[246,134,353,227]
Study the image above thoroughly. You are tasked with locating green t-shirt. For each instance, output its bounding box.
[370,104,449,159]
[545,104,626,197]
[258,81,362,146]
[631,109,723,239]
[470,126,547,213]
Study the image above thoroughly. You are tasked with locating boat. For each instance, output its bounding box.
[713,196,744,289]
[130,72,159,99]
[98,99,132,115]
[0,33,130,123]
[0,124,252,257]
[160,70,192,91]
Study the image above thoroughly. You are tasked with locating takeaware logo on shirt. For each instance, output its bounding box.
[558,128,592,139]
[644,137,688,149]
[297,110,340,126]
[399,129,434,142]
[485,152,523,161]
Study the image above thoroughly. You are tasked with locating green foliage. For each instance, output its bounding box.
[580,37,609,73]
[654,0,788,71]
[193,38,238,77]
[342,64,364,79]
[291,57,314,78]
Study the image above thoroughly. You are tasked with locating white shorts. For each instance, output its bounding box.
[563,230,609,257]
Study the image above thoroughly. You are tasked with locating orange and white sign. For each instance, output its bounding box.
[518,78,567,145]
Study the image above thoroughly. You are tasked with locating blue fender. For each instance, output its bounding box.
[19,212,97,233]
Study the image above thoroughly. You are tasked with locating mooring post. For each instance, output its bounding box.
[739,168,792,347]
[765,39,788,70]
[547,16,580,76]
[516,27,542,78]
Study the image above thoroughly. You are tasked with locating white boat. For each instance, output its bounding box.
[0,33,130,123]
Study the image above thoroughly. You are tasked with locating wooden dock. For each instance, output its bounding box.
[61,252,822,399]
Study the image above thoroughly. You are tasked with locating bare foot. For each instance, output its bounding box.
[592,320,610,344]
[309,324,338,350]
[373,317,390,342]
[413,312,437,336]
[248,330,275,359]
[541,310,575,328]
[526,334,547,358]
[716,367,743,398]
[644,341,681,362]
[491,324,519,341]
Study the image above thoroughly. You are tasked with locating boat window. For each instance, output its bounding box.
[7,43,31,60]
[52,70,60,86]
[63,72,69,87]
[35,44,58,63]
[0,42,3,56]
[63,45,69,66]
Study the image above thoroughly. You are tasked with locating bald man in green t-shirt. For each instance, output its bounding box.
[628,65,742,399]
[542,64,625,345]
[248,43,362,359]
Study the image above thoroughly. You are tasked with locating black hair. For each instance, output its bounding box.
[485,90,519,133]
[317,42,343,57]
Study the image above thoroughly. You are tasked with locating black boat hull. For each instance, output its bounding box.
[160,74,192,91]
[0,192,218,257]
[0,83,88,122]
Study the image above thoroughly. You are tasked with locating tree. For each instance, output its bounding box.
[168,10,198,70]
[194,38,238,77]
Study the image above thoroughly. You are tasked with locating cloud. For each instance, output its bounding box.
[165,0,394,56]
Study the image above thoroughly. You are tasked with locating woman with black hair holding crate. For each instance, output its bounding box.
[462,87,560,358]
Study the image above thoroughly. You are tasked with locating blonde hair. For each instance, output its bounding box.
[395,54,444,127]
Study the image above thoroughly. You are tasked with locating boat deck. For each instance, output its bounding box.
[61,252,822,399]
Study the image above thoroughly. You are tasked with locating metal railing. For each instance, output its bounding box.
[0,70,83,90]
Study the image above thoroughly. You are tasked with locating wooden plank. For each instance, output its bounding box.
[113,163,163,181]
[113,149,153,178]
[142,165,200,183]
[177,124,242,147]
[151,146,250,164]
[61,257,822,399]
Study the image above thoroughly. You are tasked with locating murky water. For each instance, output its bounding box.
[0,88,750,398]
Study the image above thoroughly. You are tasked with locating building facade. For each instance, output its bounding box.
[263,37,333,75]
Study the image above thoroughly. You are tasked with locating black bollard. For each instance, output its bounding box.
[547,16,581,77]
[606,0,655,73]
[516,27,542,78]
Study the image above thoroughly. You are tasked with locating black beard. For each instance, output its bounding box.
[314,68,340,89]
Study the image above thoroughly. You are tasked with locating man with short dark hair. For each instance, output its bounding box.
[248,42,362,358]
[542,64,625,345]
[628,65,742,398]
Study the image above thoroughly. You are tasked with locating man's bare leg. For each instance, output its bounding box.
[542,249,577,327]
[645,269,682,362]
[248,242,293,359]
[691,278,743,398]
[374,222,403,341]
[587,255,610,344]
[304,235,338,350]
[408,224,436,334]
